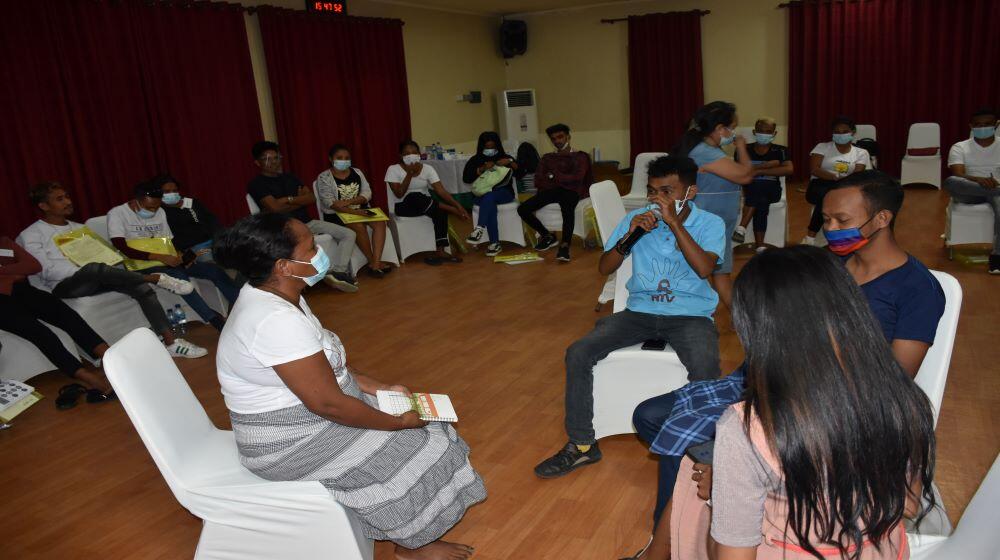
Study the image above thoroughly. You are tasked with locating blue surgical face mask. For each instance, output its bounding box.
[483,148,498,157]
[288,246,331,286]
[332,160,352,171]
[719,128,736,146]
[972,126,997,139]
[833,132,854,145]
[162,192,181,205]
[137,207,156,219]
[754,133,775,145]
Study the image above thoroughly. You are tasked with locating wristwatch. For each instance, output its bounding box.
[615,239,630,256]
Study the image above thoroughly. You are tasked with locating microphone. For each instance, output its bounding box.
[617,203,661,255]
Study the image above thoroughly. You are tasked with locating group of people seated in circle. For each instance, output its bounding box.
[1,99,996,559]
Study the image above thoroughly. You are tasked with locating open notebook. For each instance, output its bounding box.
[376,390,458,423]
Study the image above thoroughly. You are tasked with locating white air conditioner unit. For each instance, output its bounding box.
[497,89,538,144]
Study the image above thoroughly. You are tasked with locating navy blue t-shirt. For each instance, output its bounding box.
[855,255,945,343]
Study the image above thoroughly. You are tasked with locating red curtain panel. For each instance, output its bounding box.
[628,11,705,165]
[787,0,1000,180]
[0,0,262,237]
[257,7,411,211]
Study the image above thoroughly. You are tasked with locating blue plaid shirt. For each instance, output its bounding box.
[650,366,746,456]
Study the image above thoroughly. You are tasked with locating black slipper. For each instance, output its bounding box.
[423,257,443,266]
[366,267,386,279]
[86,389,117,404]
[56,383,87,410]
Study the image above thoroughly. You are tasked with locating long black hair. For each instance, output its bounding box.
[475,131,505,157]
[671,101,737,157]
[214,214,298,287]
[732,246,935,559]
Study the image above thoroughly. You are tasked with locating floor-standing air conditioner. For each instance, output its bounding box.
[497,89,538,145]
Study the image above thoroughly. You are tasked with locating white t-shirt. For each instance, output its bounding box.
[216,284,350,414]
[106,202,173,240]
[810,142,872,180]
[947,138,1000,179]
[16,220,84,291]
[384,163,441,197]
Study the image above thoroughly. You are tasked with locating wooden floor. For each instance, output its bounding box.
[2,184,997,559]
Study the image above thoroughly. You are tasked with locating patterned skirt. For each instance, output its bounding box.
[229,374,487,549]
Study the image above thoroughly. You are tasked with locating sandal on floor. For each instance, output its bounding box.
[423,257,443,266]
[86,389,117,404]
[56,383,87,410]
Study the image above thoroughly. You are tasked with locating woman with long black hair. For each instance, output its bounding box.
[671,246,936,560]
[672,102,754,311]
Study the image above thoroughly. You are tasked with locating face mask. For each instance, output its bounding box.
[137,207,156,219]
[972,126,997,139]
[824,215,878,256]
[402,154,421,165]
[675,186,693,214]
[288,246,331,286]
[162,192,181,205]
[333,160,352,171]
[483,148,498,157]
[832,133,854,145]
[719,128,736,146]
[754,133,775,145]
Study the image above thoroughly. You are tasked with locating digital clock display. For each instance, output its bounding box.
[307,1,347,14]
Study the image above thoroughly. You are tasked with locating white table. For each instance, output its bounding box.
[424,158,472,194]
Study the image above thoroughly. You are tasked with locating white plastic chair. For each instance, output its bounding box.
[588,180,691,439]
[312,183,400,271]
[855,124,877,141]
[623,152,668,211]
[384,182,440,262]
[945,201,994,258]
[901,123,942,188]
[908,452,1000,560]
[914,271,961,427]
[246,194,260,215]
[470,185,526,247]
[762,177,788,247]
[590,181,627,307]
[103,328,373,560]
[535,197,593,246]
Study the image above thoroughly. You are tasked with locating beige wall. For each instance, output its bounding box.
[240,0,508,152]
[505,0,788,164]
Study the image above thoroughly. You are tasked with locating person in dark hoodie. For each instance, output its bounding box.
[463,131,518,256]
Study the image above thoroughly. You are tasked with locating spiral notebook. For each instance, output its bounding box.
[376,390,458,423]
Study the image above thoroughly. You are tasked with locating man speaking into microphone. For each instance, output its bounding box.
[534,155,726,479]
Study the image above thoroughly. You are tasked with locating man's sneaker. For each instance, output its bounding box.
[156,274,194,295]
[732,226,746,244]
[466,226,486,244]
[989,255,1000,275]
[323,271,359,293]
[485,242,502,257]
[166,338,208,359]
[556,245,571,262]
[533,233,558,252]
[534,442,602,479]
[800,236,817,246]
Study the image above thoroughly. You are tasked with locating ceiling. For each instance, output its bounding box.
[373,0,643,17]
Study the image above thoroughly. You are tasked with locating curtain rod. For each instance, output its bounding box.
[146,0,404,24]
[601,9,709,24]
[777,0,872,8]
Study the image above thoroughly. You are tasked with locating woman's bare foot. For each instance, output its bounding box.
[395,540,474,560]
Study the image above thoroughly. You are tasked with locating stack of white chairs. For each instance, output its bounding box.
[901,123,942,188]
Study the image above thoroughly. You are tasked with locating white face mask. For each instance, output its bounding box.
[402,154,420,165]
[674,186,693,213]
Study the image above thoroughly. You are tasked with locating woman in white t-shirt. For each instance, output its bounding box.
[802,116,871,245]
[385,140,469,265]
[213,213,485,559]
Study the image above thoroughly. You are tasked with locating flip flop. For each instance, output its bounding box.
[86,389,117,404]
[56,383,87,410]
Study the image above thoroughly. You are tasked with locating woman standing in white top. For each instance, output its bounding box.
[802,116,871,245]
[213,213,485,560]
[385,140,469,265]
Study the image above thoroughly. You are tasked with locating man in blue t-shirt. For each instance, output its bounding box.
[534,155,725,479]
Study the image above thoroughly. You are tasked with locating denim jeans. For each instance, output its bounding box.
[564,309,721,445]
[475,186,515,243]
[145,264,233,322]
[633,391,683,525]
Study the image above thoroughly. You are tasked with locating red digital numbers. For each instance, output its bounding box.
[309,1,347,13]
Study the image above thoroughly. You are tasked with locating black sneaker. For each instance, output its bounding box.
[556,245,571,262]
[990,255,1000,275]
[485,242,502,257]
[533,233,558,252]
[534,442,601,479]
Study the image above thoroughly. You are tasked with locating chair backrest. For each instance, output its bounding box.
[84,215,110,241]
[914,270,961,427]
[590,180,626,246]
[628,152,669,197]
[929,452,1000,559]
[855,124,877,141]
[103,328,222,504]
[246,193,260,215]
[907,123,941,150]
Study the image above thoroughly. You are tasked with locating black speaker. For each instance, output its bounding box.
[500,20,527,59]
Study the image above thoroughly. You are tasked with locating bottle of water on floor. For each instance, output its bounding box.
[166,306,179,336]
[173,304,188,336]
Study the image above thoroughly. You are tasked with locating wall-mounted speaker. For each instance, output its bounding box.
[500,20,527,59]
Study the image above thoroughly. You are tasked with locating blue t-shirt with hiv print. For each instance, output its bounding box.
[605,202,725,318]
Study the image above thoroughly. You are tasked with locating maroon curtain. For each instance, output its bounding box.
[257,7,411,211]
[787,0,1000,179]
[628,11,705,164]
[0,0,262,238]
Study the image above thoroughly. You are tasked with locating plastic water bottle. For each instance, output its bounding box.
[166,306,179,336]
[173,304,188,336]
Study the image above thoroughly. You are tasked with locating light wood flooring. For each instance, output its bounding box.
[1,184,997,559]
